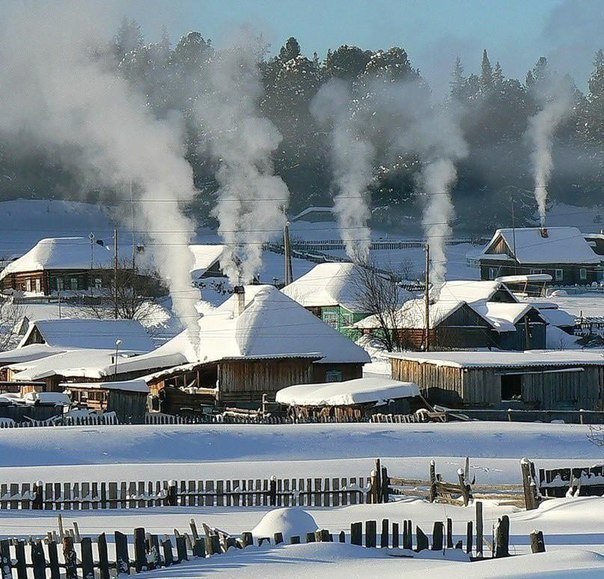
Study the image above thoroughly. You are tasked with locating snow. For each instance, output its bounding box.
[251,507,318,541]
[276,377,420,406]
[438,280,516,303]
[0,343,64,364]
[472,302,537,332]
[0,236,115,281]
[189,244,225,279]
[546,326,581,349]
[281,262,365,312]
[480,227,601,264]
[22,391,70,405]
[387,348,604,368]
[19,318,155,351]
[64,379,149,393]
[539,308,577,328]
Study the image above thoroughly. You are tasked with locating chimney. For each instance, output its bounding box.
[233,285,245,317]
[539,227,549,238]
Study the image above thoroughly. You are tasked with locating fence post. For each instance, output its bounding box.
[476,501,483,558]
[416,526,429,552]
[429,460,437,502]
[392,522,399,548]
[494,515,510,558]
[365,520,377,548]
[269,476,277,506]
[530,530,546,553]
[457,469,471,507]
[165,480,177,507]
[115,531,130,575]
[521,458,538,510]
[466,521,473,555]
[14,541,26,579]
[176,535,188,561]
[162,539,174,566]
[403,520,413,550]
[446,518,453,549]
[63,536,78,579]
[350,522,362,546]
[47,540,60,579]
[431,522,444,551]
[134,528,147,573]
[97,533,110,579]
[380,519,389,548]
[0,540,10,579]
[381,465,389,503]
[32,481,43,510]
[80,537,94,579]
[31,540,46,579]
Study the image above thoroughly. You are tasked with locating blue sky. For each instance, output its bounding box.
[82,0,604,96]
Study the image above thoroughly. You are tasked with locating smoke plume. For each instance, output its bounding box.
[311,80,374,263]
[378,82,468,290]
[198,38,289,284]
[526,81,573,227]
[0,3,202,349]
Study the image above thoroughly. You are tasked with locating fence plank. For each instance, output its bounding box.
[63,536,78,579]
[365,520,376,548]
[81,537,95,579]
[47,540,60,579]
[15,540,27,579]
[134,527,147,573]
[97,533,110,579]
[115,530,130,575]
[0,540,10,579]
[31,540,46,579]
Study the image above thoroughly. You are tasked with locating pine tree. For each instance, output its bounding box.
[449,56,466,101]
[480,49,493,94]
[279,37,301,62]
[493,61,504,88]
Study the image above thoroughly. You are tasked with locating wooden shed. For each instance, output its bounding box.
[389,350,604,410]
[65,379,149,422]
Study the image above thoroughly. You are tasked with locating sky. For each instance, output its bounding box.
[103,0,604,97]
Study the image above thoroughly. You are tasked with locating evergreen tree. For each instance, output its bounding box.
[324,45,372,81]
[279,37,301,62]
[113,17,144,62]
[449,56,466,101]
[480,49,493,94]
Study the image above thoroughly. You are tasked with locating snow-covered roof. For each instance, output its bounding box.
[0,237,115,280]
[472,302,542,333]
[64,379,149,393]
[9,349,132,381]
[437,280,517,304]
[275,377,420,406]
[281,263,365,312]
[0,343,64,365]
[387,349,604,369]
[480,227,601,264]
[538,308,576,327]
[189,245,225,278]
[354,299,487,330]
[110,285,370,377]
[19,319,155,352]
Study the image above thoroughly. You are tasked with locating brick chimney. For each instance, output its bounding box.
[539,227,549,238]
[233,285,245,317]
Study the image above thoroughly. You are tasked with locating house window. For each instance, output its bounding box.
[94,278,102,289]
[34,278,41,293]
[501,374,522,400]
[322,312,339,329]
[70,277,78,290]
[488,267,497,280]
[580,268,588,281]
[341,312,353,326]
[326,370,343,382]
[56,278,64,291]
[530,269,543,275]
[555,269,563,281]
[25,279,31,292]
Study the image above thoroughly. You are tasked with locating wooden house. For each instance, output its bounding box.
[65,379,148,422]
[275,377,423,421]
[389,350,604,410]
[0,237,118,296]
[115,285,370,410]
[478,227,602,285]
[281,263,373,335]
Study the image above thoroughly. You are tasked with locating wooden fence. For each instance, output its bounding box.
[0,474,375,511]
[539,464,604,498]
[0,507,550,577]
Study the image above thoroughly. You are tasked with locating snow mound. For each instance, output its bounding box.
[252,507,318,541]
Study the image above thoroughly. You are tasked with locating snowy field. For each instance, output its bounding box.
[1,422,604,576]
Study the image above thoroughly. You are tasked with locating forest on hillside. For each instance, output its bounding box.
[1,19,603,233]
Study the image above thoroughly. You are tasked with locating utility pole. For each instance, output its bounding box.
[114,228,119,320]
[424,242,430,352]
[283,220,293,286]
[511,193,518,275]
[130,181,136,271]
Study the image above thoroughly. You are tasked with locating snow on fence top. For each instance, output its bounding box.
[63,379,149,393]
[276,377,420,406]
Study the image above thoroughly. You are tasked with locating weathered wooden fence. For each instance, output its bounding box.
[539,464,604,498]
[0,474,375,511]
[0,508,549,577]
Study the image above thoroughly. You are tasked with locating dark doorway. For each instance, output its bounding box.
[501,374,522,400]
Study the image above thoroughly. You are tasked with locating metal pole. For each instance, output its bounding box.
[511,193,517,275]
[284,220,293,286]
[130,181,136,271]
[114,228,119,320]
[425,243,430,352]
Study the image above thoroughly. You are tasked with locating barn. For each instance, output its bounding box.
[389,350,604,410]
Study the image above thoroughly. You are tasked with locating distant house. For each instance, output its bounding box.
[189,245,227,282]
[281,263,371,334]
[478,227,602,285]
[113,285,371,410]
[389,349,604,410]
[65,379,149,422]
[355,281,548,351]
[0,237,117,295]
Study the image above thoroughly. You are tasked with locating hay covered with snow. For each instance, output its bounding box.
[252,507,318,541]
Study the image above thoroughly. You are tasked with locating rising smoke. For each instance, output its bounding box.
[369,81,468,290]
[526,79,574,227]
[311,80,374,263]
[197,37,290,285]
[0,3,202,350]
